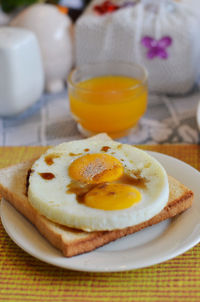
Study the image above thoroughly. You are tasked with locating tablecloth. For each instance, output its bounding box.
[0,86,200,146]
[0,144,200,302]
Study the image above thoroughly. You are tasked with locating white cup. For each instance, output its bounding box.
[0,27,44,116]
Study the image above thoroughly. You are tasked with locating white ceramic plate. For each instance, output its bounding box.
[1,151,200,272]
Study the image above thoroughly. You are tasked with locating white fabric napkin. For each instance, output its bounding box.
[76,0,200,94]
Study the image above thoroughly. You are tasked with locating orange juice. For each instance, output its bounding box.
[68,75,147,138]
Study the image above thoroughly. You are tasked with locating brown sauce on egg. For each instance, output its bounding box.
[66,181,96,203]
[39,172,55,180]
[69,152,83,156]
[67,182,118,203]
[45,153,60,165]
[84,148,90,152]
[118,169,148,189]
[101,146,111,152]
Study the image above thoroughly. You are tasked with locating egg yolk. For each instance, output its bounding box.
[68,153,123,184]
[84,183,142,210]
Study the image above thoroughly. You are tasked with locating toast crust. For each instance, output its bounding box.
[0,159,194,257]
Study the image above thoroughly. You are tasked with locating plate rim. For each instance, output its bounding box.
[1,151,200,272]
[197,100,200,131]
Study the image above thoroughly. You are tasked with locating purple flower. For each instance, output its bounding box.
[141,36,173,59]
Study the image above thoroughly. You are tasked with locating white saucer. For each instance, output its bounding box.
[1,151,200,272]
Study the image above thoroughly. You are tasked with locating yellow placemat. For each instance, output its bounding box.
[0,145,200,302]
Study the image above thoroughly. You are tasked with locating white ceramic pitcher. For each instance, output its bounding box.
[0,27,44,116]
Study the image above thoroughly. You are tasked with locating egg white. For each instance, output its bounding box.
[28,138,169,231]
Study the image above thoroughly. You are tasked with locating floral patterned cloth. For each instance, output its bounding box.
[0,86,199,146]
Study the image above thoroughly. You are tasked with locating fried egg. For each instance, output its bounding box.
[28,137,169,231]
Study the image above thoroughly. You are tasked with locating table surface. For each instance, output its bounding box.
[0,86,199,146]
[0,144,200,301]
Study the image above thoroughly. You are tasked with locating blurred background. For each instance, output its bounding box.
[0,0,200,146]
[0,0,90,21]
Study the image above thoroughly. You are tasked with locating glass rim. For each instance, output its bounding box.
[67,62,148,94]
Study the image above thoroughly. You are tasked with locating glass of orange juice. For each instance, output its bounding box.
[67,62,148,138]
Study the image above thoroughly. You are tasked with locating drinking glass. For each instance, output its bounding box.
[67,62,148,138]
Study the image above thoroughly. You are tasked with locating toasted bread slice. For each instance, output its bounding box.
[0,159,194,257]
